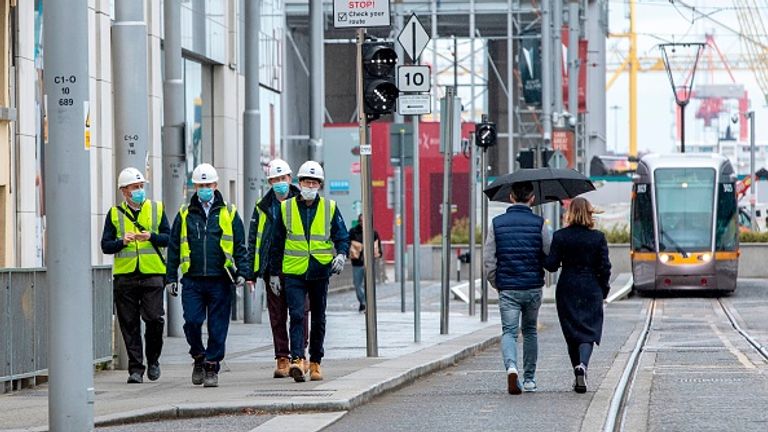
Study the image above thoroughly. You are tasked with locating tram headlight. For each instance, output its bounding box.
[659,253,670,263]
[699,253,712,262]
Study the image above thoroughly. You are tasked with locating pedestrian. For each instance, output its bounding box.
[100,167,169,384]
[544,197,611,393]
[165,163,249,388]
[348,213,382,313]
[484,181,550,395]
[246,158,309,378]
[270,161,350,382]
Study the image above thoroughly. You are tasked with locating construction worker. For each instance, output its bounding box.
[270,161,350,382]
[101,167,170,384]
[246,158,310,378]
[165,163,249,388]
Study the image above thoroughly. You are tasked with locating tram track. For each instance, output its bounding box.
[603,297,768,432]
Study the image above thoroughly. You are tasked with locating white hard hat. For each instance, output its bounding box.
[297,161,324,182]
[267,159,292,179]
[192,163,219,184]
[117,167,148,188]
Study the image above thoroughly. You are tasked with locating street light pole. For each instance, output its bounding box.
[748,111,757,230]
[44,1,94,429]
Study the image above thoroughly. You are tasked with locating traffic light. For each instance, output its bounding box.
[475,120,497,148]
[362,40,398,122]
[516,149,554,169]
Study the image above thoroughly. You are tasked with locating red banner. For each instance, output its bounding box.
[561,27,588,114]
[552,129,575,168]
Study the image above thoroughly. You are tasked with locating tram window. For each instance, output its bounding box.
[716,183,738,251]
[655,168,715,251]
[631,183,655,251]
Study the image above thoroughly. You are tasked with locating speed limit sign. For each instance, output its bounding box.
[397,65,431,92]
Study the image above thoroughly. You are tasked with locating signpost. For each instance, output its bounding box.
[397,13,430,61]
[397,65,431,92]
[397,94,431,116]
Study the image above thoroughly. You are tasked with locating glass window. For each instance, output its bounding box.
[716,183,738,251]
[184,59,213,194]
[631,183,655,251]
[654,168,715,252]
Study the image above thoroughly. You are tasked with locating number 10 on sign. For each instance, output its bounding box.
[397,65,431,93]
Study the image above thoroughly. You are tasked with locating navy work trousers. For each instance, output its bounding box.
[285,277,329,363]
[181,276,232,365]
[264,274,309,359]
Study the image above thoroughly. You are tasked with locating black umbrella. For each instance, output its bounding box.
[484,167,595,205]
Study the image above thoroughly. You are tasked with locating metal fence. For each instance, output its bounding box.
[1,266,113,384]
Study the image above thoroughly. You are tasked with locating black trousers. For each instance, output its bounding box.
[114,273,165,375]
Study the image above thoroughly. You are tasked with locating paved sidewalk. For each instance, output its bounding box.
[0,280,501,431]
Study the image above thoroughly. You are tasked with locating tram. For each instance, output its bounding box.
[630,154,739,293]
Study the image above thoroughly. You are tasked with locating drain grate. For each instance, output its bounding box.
[676,376,750,383]
[248,389,335,398]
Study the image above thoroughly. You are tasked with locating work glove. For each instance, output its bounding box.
[269,276,282,296]
[165,282,179,297]
[236,276,246,288]
[331,254,346,275]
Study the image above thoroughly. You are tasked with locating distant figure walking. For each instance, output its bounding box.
[348,214,382,313]
[544,197,611,393]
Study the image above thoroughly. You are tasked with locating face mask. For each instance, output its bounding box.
[272,181,290,196]
[197,187,214,203]
[300,187,318,201]
[130,188,146,205]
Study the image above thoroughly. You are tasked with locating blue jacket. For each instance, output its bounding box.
[269,196,350,281]
[165,190,249,283]
[246,184,300,279]
[488,205,547,290]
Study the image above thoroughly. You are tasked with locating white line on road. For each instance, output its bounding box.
[248,411,348,432]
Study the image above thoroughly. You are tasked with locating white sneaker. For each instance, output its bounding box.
[523,379,537,392]
[507,367,521,395]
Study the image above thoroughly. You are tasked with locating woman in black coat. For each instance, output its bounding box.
[544,197,611,393]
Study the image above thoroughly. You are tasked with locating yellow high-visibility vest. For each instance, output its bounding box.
[110,200,166,275]
[179,203,236,274]
[280,197,336,275]
[252,205,268,274]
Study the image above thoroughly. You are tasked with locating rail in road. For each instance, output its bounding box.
[604,297,768,432]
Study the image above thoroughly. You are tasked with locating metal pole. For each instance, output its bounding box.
[468,133,477,316]
[393,8,404,286]
[310,0,325,161]
[749,111,757,229]
[507,0,515,173]
[541,0,554,158]
[553,0,564,115]
[162,0,186,337]
[568,0,580,132]
[470,0,476,122]
[44,1,94,429]
[113,0,149,173]
[243,0,263,324]
[480,148,489,322]
[399,129,407,313]
[357,28,378,357]
[440,87,457,335]
[680,103,686,153]
[413,61,422,343]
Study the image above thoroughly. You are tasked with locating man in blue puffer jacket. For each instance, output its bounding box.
[484,181,551,395]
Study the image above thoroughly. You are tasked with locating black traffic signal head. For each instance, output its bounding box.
[475,121,497,148]
[516,148,554,169]
[363,41,399,122]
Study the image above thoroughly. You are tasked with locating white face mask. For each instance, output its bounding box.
[300,186,319,201]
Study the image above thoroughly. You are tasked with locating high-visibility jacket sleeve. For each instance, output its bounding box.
[246,205,261,279]
[230,209,250,279]
[100,211,127,255]
[148,208,171,248]
[269,209,287,276]
[165,212,183,284]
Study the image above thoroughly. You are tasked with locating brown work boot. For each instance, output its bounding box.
[274,357,290,378]
[289,358,308,382]
[309,362,323,381]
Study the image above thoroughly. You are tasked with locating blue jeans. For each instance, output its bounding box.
[498,288,542,381]
[353,266,366,306]
[285,277,329,363]
[181,276,232,366]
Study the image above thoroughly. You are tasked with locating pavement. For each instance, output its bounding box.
[0,279,502,432]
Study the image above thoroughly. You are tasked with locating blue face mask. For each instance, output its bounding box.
[197,187,214,203]
[130,188,146,205]
[272,181,290,196]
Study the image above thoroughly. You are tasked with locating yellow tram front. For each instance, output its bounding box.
[631,154,739,293]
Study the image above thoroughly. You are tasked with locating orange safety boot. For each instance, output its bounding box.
[274,357,290,378]
[309,362,323,381]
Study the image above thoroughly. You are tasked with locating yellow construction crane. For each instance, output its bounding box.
[608,0,639,157]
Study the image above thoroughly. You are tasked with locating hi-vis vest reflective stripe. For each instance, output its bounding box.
[252,205,268,274]
[179,203,237,274]
[110,200,166,275]
[280,197,336,275]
